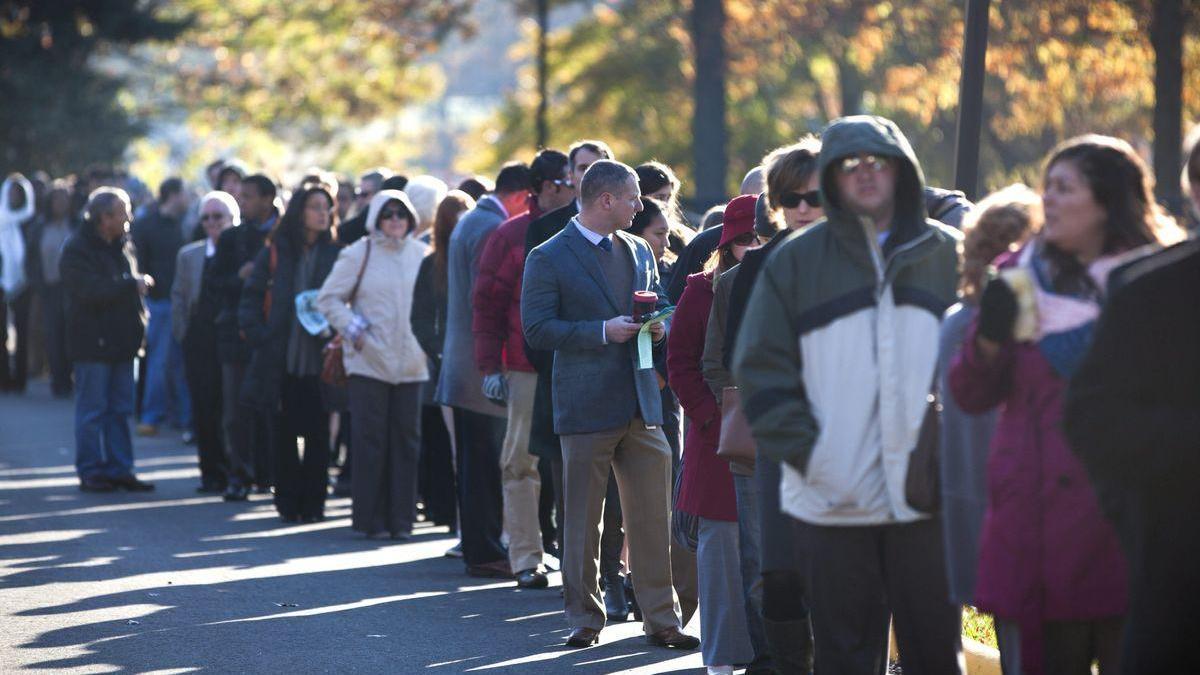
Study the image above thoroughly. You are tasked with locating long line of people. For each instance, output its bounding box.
[4,116,1200,675]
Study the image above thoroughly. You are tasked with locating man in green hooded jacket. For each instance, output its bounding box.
[733,115,963,674]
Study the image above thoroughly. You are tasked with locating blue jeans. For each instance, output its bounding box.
[141,298,190,428]
[75,361,136,480]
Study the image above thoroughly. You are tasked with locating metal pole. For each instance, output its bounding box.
[1152,0,1184,215]
[952,0,991,201]
[536,0,549,149]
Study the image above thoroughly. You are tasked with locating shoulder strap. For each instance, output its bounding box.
[348,239,371,304]
[268,243,277,274]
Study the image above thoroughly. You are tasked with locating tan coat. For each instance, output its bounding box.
[317,212,429,385]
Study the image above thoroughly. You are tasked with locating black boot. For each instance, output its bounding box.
[602,573,629,622]
[762,616,814,675]
[625,573,642,622]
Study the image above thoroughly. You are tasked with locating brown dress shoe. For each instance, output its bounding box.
[565,627,600,648]
[646,626,700,650]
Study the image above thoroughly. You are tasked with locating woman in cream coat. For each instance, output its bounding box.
[318,189,429,538]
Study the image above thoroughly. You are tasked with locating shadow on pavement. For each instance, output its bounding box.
[1,379,706,673]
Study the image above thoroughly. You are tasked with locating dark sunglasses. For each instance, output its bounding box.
[378,209,407,221]
[779,190,821,209]
[839,154,891,175]
[730,232,758,247]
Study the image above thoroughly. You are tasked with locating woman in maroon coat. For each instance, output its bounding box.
[668,195,762,674]
[949,135,1183,675]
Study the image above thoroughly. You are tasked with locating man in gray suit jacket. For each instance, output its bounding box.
[522,160,697,651]
[171,191,237,493]
[435,162,532,577]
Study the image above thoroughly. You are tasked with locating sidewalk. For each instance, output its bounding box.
[0,378,706,673]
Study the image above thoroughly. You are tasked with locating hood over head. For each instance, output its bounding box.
[818,115,928,249]
[365,189,420,237]
[1,174,35,221]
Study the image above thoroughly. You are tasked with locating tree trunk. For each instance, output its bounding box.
[691,0,727,209]
[1152,0,1184,215]
[836,54,864,117]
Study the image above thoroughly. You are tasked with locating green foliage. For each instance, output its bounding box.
[157,0,472,140]
[962,606,997,649]
[0,1,188,174]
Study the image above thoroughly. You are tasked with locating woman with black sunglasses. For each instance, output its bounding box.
[318,190,429,539]
[702,136,823,673]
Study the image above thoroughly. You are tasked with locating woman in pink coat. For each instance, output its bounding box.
[950,135,1183,675]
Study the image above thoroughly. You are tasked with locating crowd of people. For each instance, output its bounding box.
[2,116,1199,675]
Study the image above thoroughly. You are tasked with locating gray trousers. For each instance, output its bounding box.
[733,473,770,663]
[698,517,755,667]
[347,376,422,536]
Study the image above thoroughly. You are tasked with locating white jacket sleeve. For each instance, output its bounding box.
[315,243,362,335]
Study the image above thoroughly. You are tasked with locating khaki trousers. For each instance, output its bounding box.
[500,371,543,572]
[561,419,680,634]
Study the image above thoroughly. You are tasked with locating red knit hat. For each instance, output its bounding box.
[718,194,759,248]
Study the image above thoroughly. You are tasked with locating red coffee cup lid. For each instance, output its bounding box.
[634,291,657,300]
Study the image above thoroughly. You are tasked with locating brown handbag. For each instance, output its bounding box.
[717,386,756,473]
[904,390,942,514]
[321,240,371,387]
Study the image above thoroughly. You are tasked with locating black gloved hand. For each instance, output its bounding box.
[977,277,1018,343]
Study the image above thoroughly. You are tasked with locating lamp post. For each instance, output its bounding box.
[952,0,991,201]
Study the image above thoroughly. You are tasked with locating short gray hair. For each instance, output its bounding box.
[579,160,637,206]
[200,190,241,226]
[84,187,131,225]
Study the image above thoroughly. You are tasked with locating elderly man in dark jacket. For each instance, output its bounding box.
[61,187,155,493]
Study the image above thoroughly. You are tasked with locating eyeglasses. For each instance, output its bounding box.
[549,178,571,188]
[779,190,821,209]
[199,213,226,222]
[839,155,891,175]
[378,209,406,221]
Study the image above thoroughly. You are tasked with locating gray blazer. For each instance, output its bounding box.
[434,198,508,417]
[521,219,669,435]
[170,240,207,343]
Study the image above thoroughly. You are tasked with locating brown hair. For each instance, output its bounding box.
[702,244,742,276]
[959,184,1041,301]
[431,190,475,294]
[762,135,822,229]
[1042,134,1183,291]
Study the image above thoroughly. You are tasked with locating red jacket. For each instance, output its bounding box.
[668,272,737,521]
[471,202,542,373]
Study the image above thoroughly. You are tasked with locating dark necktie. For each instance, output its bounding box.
[597,237,612,252]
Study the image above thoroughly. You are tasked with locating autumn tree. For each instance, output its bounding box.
[469,0,1199,204]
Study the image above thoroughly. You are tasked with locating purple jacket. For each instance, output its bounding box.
[948,254,1127,675]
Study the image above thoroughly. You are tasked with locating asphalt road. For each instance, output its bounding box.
[0,379,707,674]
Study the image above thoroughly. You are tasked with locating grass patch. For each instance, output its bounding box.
[963,606,997,649]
